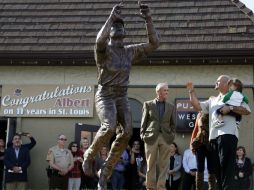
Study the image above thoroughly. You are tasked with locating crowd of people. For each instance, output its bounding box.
[0,73,251,190]
[0,126,252,190]
[46,135,147,190]
[0,75,252,190]
[0,1,253,189]
[46,136,253,190]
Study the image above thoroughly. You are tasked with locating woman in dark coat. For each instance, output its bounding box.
[234,146,252,190]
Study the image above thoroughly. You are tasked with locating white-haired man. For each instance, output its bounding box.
[141,83,175,190]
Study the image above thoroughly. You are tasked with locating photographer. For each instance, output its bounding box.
[4,134,30,190]
[7,132,36,150]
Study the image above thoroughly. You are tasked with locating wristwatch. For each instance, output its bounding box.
[229,106,234,111]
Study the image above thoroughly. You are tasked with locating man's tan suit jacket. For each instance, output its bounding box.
[140,98,175,145]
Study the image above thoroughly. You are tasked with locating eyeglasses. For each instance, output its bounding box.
[59,138,67,141]
[72,145,78,147]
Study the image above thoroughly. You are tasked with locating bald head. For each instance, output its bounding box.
[215,75,232,94]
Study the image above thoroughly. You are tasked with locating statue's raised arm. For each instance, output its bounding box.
[95,3,124,51]
[138,1,160,53]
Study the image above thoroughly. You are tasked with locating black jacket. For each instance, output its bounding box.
[234,157,253,189]
[4,146,30,182]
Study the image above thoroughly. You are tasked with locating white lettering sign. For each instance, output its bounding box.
[0,84,94,118]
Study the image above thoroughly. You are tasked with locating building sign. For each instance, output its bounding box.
[175,98,199,132]
[0,84,94,117]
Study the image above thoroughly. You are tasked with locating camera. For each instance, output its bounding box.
[17,132,29,136]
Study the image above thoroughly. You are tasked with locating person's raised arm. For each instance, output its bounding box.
[23,133,36,150]
[95,3,123,51]
[186,82,202,112]
[190,113,201,144]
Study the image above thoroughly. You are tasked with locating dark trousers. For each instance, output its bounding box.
[0,169,3,190]
[203,182,208,190]
[80,174,97,189]
[182,173,196,190]
[166,178,181,190]
[234,178,251,190]
[210,134,238,190]
[49,175,68,190]
[196,144,216,174]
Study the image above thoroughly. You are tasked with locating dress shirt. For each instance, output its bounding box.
[15,148,20,159]
[156,99,165,119]
[182,149,197,173]
[156,99,165,132]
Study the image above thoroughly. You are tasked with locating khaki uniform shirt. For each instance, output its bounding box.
[46,145,73,169]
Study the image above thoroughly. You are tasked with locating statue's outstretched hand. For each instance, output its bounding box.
[110,3,124,21]
[138,1,151,19]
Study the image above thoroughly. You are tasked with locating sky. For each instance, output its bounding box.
[241,0,254,11]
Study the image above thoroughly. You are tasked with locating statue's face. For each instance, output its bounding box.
[110,22,126,39]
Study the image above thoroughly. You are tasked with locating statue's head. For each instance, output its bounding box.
[110,18,126,40]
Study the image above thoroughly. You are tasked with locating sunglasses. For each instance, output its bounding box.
[72,145,78,147]
[59,138,67,141]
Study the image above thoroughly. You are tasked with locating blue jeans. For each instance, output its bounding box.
[110,170,125,190]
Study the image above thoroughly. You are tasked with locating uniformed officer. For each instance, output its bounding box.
[46,134,74,190]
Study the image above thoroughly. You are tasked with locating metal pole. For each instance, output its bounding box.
[2,117,11,190]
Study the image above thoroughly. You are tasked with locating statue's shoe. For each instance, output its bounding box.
[82,158,93,177]
[97,167,109,190]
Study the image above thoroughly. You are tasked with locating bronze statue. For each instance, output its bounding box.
[82,2,159,189]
